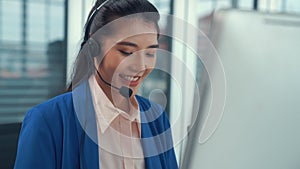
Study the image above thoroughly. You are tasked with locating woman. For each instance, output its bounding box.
[14,0,178,169]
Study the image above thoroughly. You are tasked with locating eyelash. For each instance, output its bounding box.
[118,50,155,57]
[119,50,133,56]
[146,53,155,57]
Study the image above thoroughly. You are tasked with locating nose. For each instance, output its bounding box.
[130,51,147,72]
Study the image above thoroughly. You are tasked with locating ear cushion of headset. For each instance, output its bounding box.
[87,38,100,57]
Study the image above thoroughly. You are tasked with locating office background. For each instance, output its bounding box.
[1,0,300,169]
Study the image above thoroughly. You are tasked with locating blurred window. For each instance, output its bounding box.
[196,0,300,14]
[259,0,300,13]
[0,0,66,124]
[238,0,255,9]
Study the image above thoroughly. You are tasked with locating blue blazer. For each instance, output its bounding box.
[14,81,178,169]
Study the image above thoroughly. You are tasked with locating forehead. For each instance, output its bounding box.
[92,17,158,47]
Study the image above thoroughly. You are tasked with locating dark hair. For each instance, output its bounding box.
[67,0,160,91]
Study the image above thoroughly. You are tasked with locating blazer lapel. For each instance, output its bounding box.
[138,96,163,169]
[73,81,99,169]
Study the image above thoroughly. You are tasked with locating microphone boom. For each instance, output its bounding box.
[96,69,133,98]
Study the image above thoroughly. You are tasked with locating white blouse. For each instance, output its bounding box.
[88,75,145,169]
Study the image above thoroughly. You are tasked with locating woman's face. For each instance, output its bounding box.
[95,18,159,97]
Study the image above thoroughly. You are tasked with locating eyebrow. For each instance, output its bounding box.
[116,41,159,49]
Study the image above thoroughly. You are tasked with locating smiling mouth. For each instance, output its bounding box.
[119,74,141,82]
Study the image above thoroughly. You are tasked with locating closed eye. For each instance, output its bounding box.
[119,50,133,56]
[146,53,155,57]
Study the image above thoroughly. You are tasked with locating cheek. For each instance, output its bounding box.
[102,52,123,72]
[146,56,157,69]
[143,68,154,78]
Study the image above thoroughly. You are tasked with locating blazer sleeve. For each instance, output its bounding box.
[14,108,56,169]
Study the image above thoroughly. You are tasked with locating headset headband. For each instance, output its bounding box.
[88,0,110,23]
[82,0,110,49]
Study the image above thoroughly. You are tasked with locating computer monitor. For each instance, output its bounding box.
[181,9,300,169]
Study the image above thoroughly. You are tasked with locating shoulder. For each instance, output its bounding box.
[35,92,73,111]
[22,92,74,128]
[15,92,80,168]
